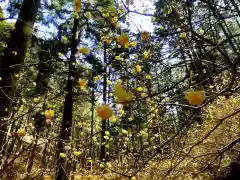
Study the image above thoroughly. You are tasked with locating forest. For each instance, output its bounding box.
[0,0,239,179]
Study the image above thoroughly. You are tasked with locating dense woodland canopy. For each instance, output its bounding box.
[0,0,240,179]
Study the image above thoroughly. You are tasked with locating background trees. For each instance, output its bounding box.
[0,0,239,179]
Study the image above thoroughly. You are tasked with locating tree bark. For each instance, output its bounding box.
[0,0,40,146]
[56,17,78,180]
[100,43,107,161]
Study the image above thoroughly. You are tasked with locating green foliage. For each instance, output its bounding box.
[0,16,14,56]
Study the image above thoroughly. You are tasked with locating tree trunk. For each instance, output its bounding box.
[0,0,40,146]
[100,43,107,161]
[56,17,78,180]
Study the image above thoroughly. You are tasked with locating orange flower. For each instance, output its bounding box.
[141,31,150,41]
[97,104,113,120]
[184,89,205,105]
[135,65,142,73]
[79,47,89,54]
[116,33,129,46]
[74,0,81,13]
[16,128,26,138]
[45,109,55,120]
[79,79,87,87]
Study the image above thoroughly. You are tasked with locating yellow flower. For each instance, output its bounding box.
[113,22,119,28]
[94,76,101,81]
[135,65,142,73]
[111,116,118,123]
[102,28,108,32]
[151,17,156,22]
[16,128,26,138]
[119,108,124,115]
[184,89,205,105]
[43,174,52,180]
[115,56,123,61]
[113,81,132,103]
[167,7,173,15]
[141,30,150,41]
[79,47,89,54]
[97,104,114,120]
[111,16,119,27]
[86,11,92,19]
[73,151,81,157]
[102,36,112,44]
[58,52,63,57]
[199,28,204,34]
[87,175,93,179]
[145,75,151,79]
[143,51,149,59]
[180,32,187,39]
[12,51,17,56]
[130,41,137,47]
[59,153,66,158]
[111,16,118,24]
[102,13,109,18]
[79,79,87,87]
[74,0,81,13]
[116,33,129,46]
[116,79,121,83]
[107,79,111,85]
[136,87,142,91]
[45,109,55,120]
[124,43,129,49]
[62,36,68,43]
[108,6,118,16]
[122,129,128,134]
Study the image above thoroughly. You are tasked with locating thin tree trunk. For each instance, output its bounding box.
[56,17,78,180]
[100,43,107,161]
[0,0,40,146]
[90,86,95,158]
